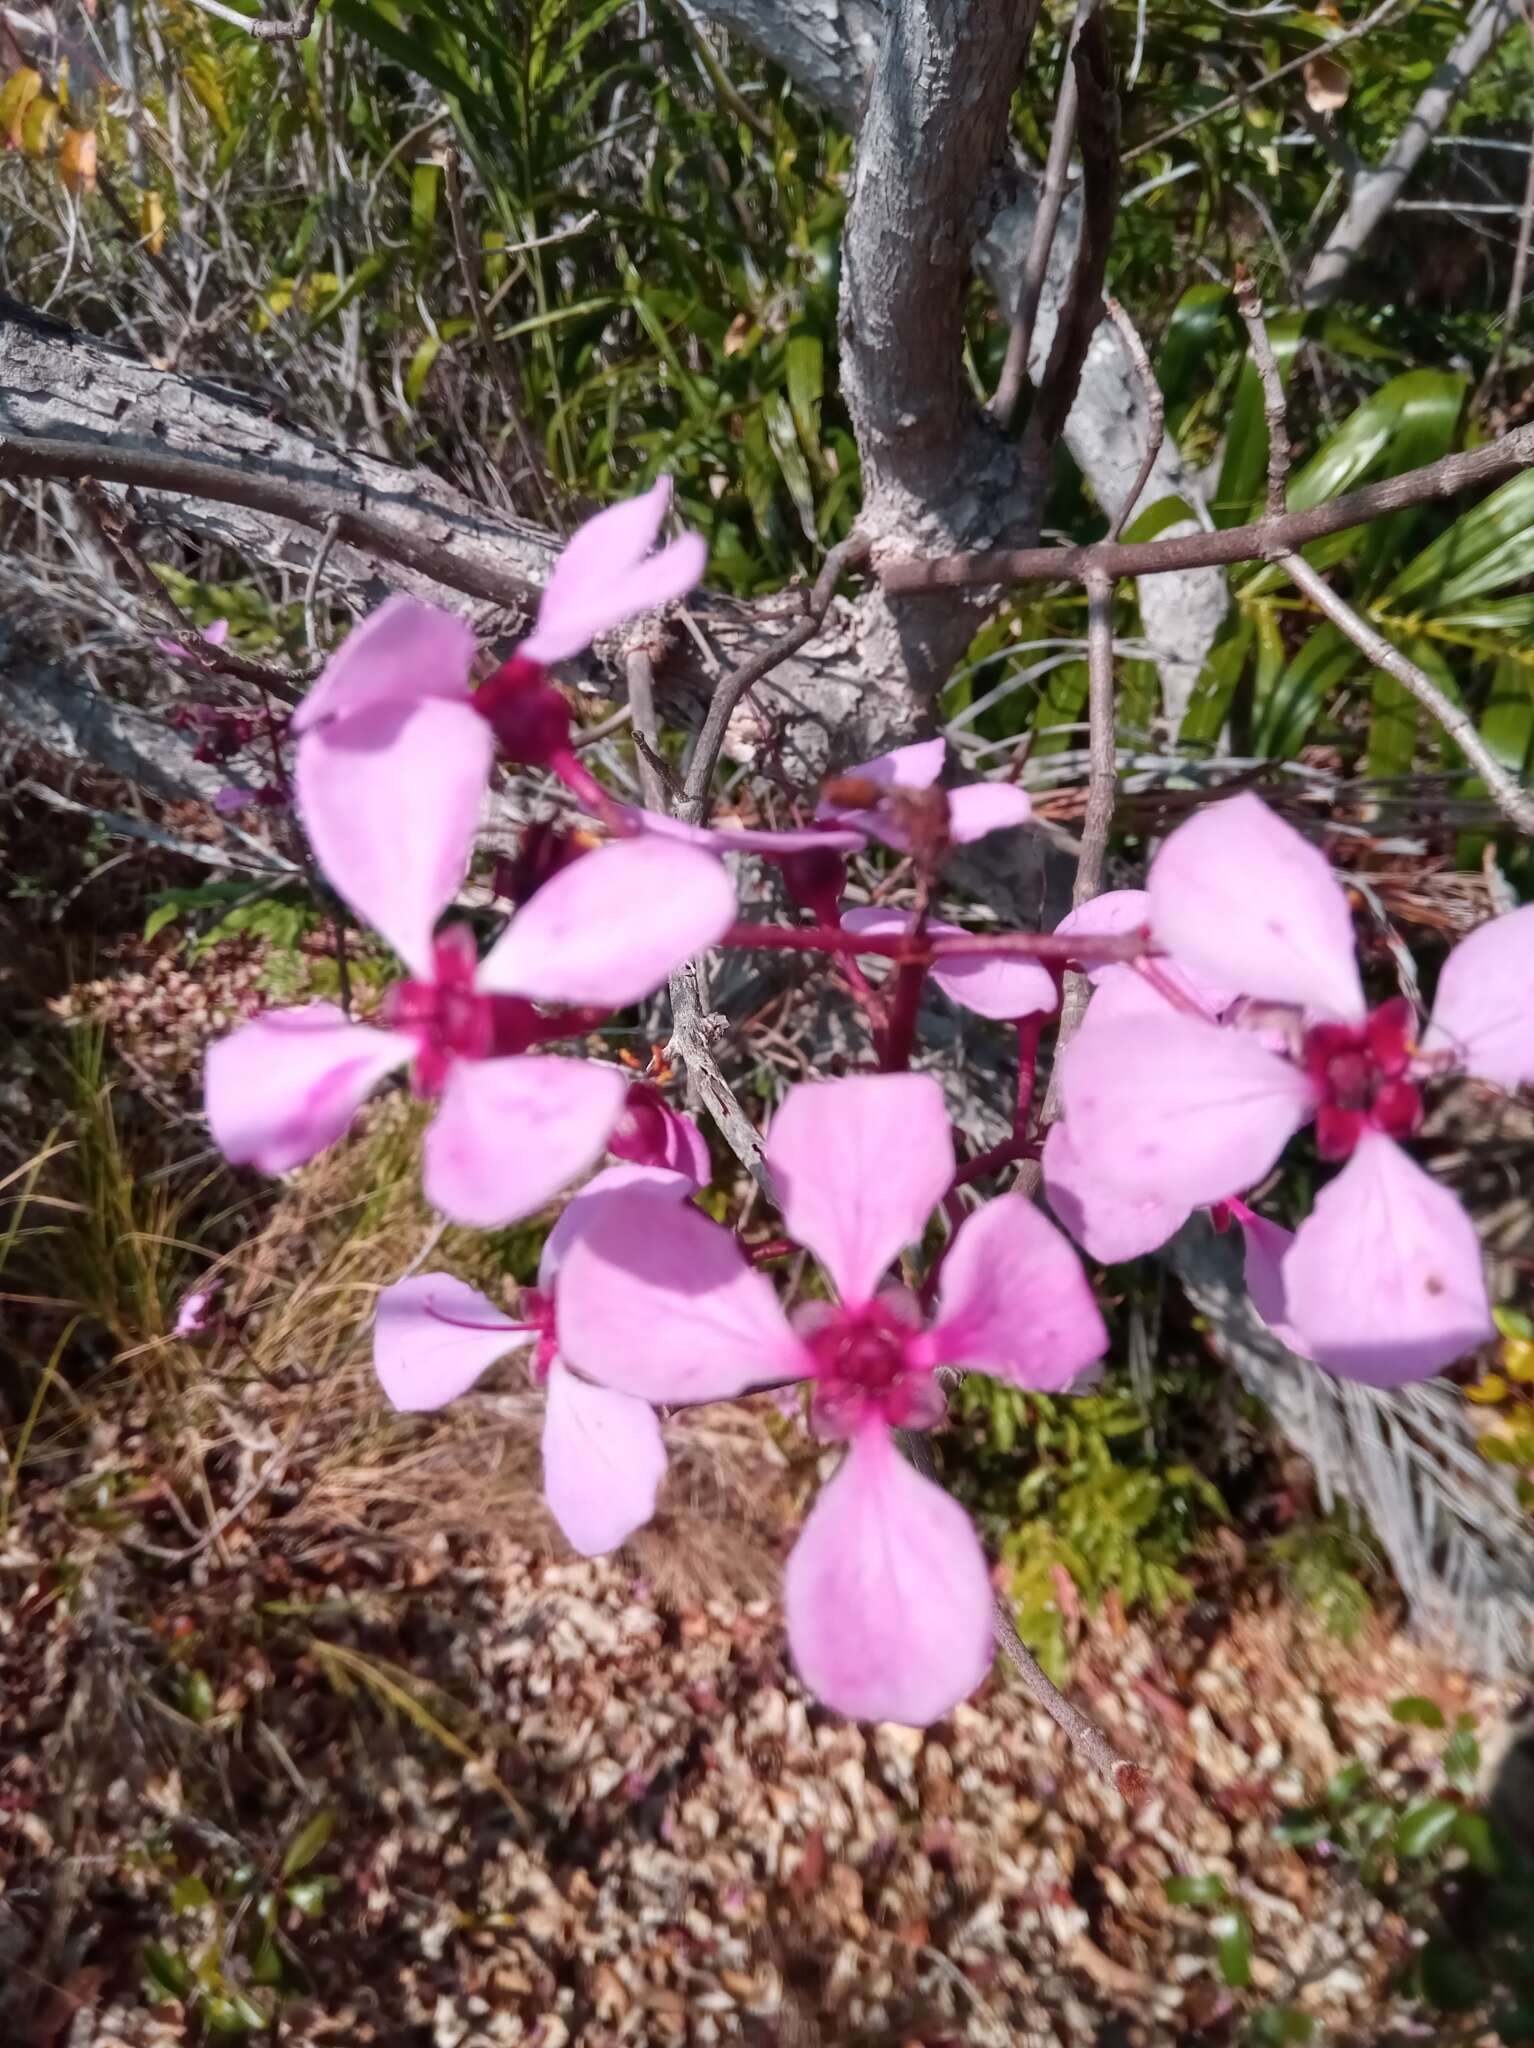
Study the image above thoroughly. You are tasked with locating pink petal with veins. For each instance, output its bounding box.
[1149,793,1365,1021]
[205,1004,412,1174]
[765,1073,955,1304]
[783,1421,994,1726]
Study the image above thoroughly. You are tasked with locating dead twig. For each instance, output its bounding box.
[181,0,319,41]
[988,0,1093,432]
[881,422,1534,591]
[1279,551,1534,836]
[678,529,869,824]
[1234,268,1290,518]
[1103,297,1165,542]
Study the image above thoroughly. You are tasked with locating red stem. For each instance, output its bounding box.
[950,1133,1040,1189]
[719,921,1150,966]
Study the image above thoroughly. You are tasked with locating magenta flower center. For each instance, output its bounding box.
[1302,996,1423,1160]
[383,928,539,1098]
[803,1299,943,1437]
[473,652,572,769]
[521,1286,560,1384]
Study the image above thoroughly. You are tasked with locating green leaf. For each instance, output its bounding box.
[404,333,443,408]
[142,1942,195,1998]
[171,1874,213,1912]
[1387,468,1534,610]
[1391,1694,1447,1730]
[784,321,823,459]
[301,251,397,338]
[1450,1809,1500,1875]
[1121,494,1197,546]
[1441,1723,1481,1792]
[144,902,182,943]
[1326,1761,1367,1807]
[1417,1935,1485,2012]
[1164,1872,1229,1907]
[1211,1907,1253,1988]
[1156,283,1233,434]
[281,1809,335,1877]
[284,1876,336,1916]
[1395,1797,1460,1858]
[410,158,441,246]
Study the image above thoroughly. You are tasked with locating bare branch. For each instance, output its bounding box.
[1300,0,1524,307]
[181,0,318,40]
[624,647,670,814]
[882,422,1534,590]
[988,0,1090,432]
[664,967,773,1192]
[1279,550,1534,836]
[1020,9,1119,472]
[1234,268,1291,519]
[1102,296,1164,544]
[678,530,870,823]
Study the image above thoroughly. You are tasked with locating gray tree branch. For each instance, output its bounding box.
[1299,0,1524,307]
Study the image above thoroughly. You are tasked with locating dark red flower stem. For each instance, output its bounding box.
[717,921,1150,966]
[1013,1011,1046,1140]
[950,1132,1040,1189]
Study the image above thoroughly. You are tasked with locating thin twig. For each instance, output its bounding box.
[624,645,670,812]
[1234,268,1291,517]
[17,780,294,874]
[1103,297,1165,542]
[880,421,1534,590]
[901,1431,1143,1795]
[678,530,869,824]
[1019,9,1120,474]
[443,150,563,532]
[302,513,343,656]
[664,964,772,1192]
[988,0,1092,431]
[1279,551,1534,835]
[1476,18,1534,410]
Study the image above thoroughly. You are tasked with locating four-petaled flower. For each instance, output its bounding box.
[204,767,734,1224]
[1054,793,1534,1383]
[373,1164,692,1556]
[552,1072,1106,1725]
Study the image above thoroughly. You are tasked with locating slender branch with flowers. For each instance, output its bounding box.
[189,471,1534,1781]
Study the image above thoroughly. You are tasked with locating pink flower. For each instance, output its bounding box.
[816,739,1032,850]
[372,1166,691,1555]
[173,1287,215,1337]
[289,481,705,809]
[554,1072,1106,1724]
[607,1080,711,1184]
[1055,796,1532,1383]
[203,776,735,1226]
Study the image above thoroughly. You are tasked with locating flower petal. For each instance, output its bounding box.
[555,1184,807,1403]
[1231,1208,1310,1355]
[422,1055,626,1228]
[541,1362,668,1557]
[538,1162,695,1290]
[205,1005,411,1173]
[1149,793,1365,1021]
[928,1193,1107,1389]
[477,837,734,1006]
[1422,904,1534,1091]
[944,781,1032,844]
[1042,1122,1193,1262]
[1059,1012,1315,1209]
[296,696,492,977]
[291,596,478,735]
[783,1423,994,1725]
[1282,1132,1493,1385]
[373,1273,531,1411]
[522,481,707,665]
[1054,889,1151,982]
[841,908,1057,1021]
[765,1073,955,1304]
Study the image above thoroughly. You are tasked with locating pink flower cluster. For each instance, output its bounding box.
[189,481,1533,1729]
